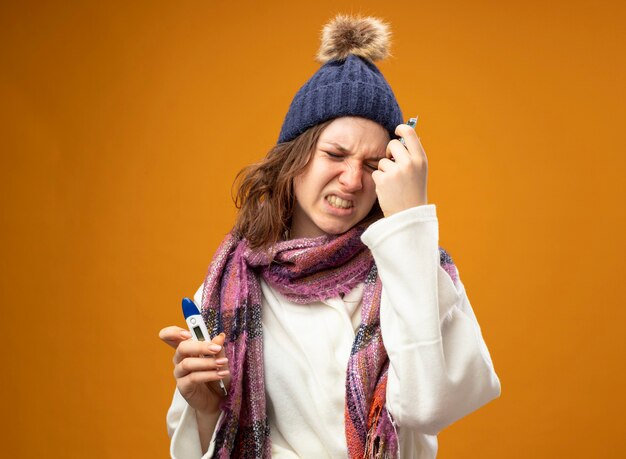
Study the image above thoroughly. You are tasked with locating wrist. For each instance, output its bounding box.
[383,201,428,218]
[201,395,222,417]
[196,405,220,419]
[195,404,221,453]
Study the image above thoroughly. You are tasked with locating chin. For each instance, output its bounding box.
[316,219,359,236]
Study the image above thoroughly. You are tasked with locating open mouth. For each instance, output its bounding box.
[326,195,354,209]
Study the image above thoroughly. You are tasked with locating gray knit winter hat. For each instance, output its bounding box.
[277,15,404,143]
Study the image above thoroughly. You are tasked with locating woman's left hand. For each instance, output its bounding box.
[372,124,428,217]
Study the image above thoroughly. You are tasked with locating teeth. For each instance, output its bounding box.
[327,195,353,209]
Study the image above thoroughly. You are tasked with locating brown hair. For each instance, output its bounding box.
[233,121,384,249]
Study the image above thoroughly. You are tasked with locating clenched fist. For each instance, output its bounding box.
[372,123,428,217]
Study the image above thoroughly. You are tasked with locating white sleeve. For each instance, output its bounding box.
[361,204,501,436]
[166,284,223,458]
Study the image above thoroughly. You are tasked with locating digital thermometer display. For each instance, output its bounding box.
[192,326,204,341]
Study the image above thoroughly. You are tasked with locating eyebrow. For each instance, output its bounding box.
[322,142,384,161]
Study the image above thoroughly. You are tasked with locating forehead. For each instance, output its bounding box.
[318,117,389,154]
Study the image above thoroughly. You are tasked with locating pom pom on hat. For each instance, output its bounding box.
[317,15,391,63]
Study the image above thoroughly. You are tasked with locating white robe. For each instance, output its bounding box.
[167,204,501,458]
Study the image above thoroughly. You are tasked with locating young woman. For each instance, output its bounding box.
[160,15,501,459]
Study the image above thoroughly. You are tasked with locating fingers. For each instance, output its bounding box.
[174,339,223,364]
[377,157,396,173]
[177,369,229,392]
[159,326,192,349]
[395,124,424,159]
[374,124,429,217]
[211,333,227,359]
[383,124,427,170]
[174,355,230,378]
[385,139,410,164]
[175,337,231,397]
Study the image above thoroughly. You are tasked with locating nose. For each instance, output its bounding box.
[338,160,363,192]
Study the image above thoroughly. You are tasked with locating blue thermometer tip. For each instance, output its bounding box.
[182,297,200,319]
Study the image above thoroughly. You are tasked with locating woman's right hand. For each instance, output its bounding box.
[159,326,231,415]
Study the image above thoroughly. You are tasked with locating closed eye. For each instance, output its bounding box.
[324,151,344,160]
[323,151,380,171]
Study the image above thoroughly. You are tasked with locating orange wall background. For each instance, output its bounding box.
[1,1,624,457]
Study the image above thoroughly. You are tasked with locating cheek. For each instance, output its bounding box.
[293,171,318,203]
[301,165,334,193]
[292,154,319,199]
[364,182,379,213]
[363,174,378,198]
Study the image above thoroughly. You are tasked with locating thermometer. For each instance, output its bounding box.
[400,116,418,146]
[182,297,228,396]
